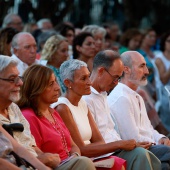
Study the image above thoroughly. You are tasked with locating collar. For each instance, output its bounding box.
[90,86,107,97]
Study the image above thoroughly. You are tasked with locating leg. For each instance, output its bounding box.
[149,145,170,170]
[55,156,96,170]
[115,147,161,170]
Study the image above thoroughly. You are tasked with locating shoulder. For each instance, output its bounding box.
[22,108,36,118]
[51,97,69,108]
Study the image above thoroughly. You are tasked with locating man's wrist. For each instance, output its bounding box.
[71,152,80,157]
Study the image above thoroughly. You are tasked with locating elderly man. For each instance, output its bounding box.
[108,51,170,170]
[2,13,23,32]
[11,32,39,75]
[83,50,161,170]
[0,55,95,170]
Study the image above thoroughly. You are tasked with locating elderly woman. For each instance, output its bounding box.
[17,64,96,170]
[41,34,69,94]
[0,124,50,170]
[73,32,96,72]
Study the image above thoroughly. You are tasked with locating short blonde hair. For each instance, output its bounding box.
[41,34,66,61]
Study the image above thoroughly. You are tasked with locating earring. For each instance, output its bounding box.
[69,86,72,89]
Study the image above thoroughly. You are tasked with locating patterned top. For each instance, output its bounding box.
[0,103,37,157]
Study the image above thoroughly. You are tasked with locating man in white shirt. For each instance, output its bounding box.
[108,51,170,169]
[83,50,161,170]
[11,32,39,75]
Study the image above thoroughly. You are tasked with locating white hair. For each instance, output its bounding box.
[0,55,18,73]
[37,18,52,29]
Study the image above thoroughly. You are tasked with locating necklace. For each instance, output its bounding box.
[45,110,70,156]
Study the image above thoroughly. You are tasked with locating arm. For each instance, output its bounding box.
[56,104,136,157]
[109,96,154,142]
[0,158,21,170]
[0,125,50,170]
[69,137,81,156]
[155,58,170,84]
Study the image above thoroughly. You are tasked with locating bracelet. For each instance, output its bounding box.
[71,152,80,157]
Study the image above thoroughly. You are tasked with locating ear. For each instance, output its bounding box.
[13,48,18,55]
[124,66,131,74]
[98,67,105,77]
[64,79,72,89]
[76,45,81,52]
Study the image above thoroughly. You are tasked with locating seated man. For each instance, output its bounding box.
[108,51,170,169]
[83,50,161,170]
[0,55,95,170]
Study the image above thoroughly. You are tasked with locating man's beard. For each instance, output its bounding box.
[129,74,148,87]
[9,92,20,102]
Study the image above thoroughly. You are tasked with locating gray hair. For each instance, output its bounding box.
[11,32,34,54]
[60,59,87,88]
[120,51,135,68]
[2,14,21,28]
[82,25,106,37]
[37,18,52,29]
[0,55,18,73]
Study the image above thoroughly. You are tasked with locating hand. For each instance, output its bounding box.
[159,137,170,146]
[37,152,61,168]
[136,141,152,149]
[119,139,136,151]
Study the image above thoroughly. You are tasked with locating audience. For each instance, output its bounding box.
[108,51,170,170]
[17,64,96,170]
[37,18,53,32]
[41,34,69,94]
[83,50,161,170]
[0,55,63,169]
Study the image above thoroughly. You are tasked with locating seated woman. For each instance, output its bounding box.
[51,59,160,170]
[17,64,96,170]
[73,32,96,72]
[41,34,69,94]
[0,124,50,170]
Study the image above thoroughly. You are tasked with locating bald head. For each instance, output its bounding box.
[121,51,144,68]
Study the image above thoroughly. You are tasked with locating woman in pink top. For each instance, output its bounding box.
[17,64,95,170]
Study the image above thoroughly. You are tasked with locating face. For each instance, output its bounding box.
[128,53,149,86]
[42,21,53,31]
[128,35,142,50]
[38,73,60,105]
[93,33,105,53]
[66,30,75,45]
[9,16,23,32]
[14,34,37,66]
[143,31,156,47]
[165,35,170,51]
[78,36,95,58]
[69,66,91,96]
[99,59,124,92]
[0,65,23,103]
[54,41,69,65]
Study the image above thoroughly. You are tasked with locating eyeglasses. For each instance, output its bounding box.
[0,76,23,84]
[104,68,121,83]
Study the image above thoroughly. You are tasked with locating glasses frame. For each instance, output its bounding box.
[0,76,23,84]
[104,68,121,83]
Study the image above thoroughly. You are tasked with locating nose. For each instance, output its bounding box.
[87,77,92,86]
[54,81,60,91]
[144,66,149,74]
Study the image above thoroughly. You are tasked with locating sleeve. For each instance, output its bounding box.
[109,96,155,142]
[151,125,165,144]
[22,110,43,149]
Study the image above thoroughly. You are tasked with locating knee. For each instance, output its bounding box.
[132,147,148,157]
[75,156,95,170]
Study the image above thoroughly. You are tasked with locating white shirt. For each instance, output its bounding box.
[11,54,39,76]
[83,87,121,143]
[51,97,92,145]
[0,103,37,156]
[107,83,165,144]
